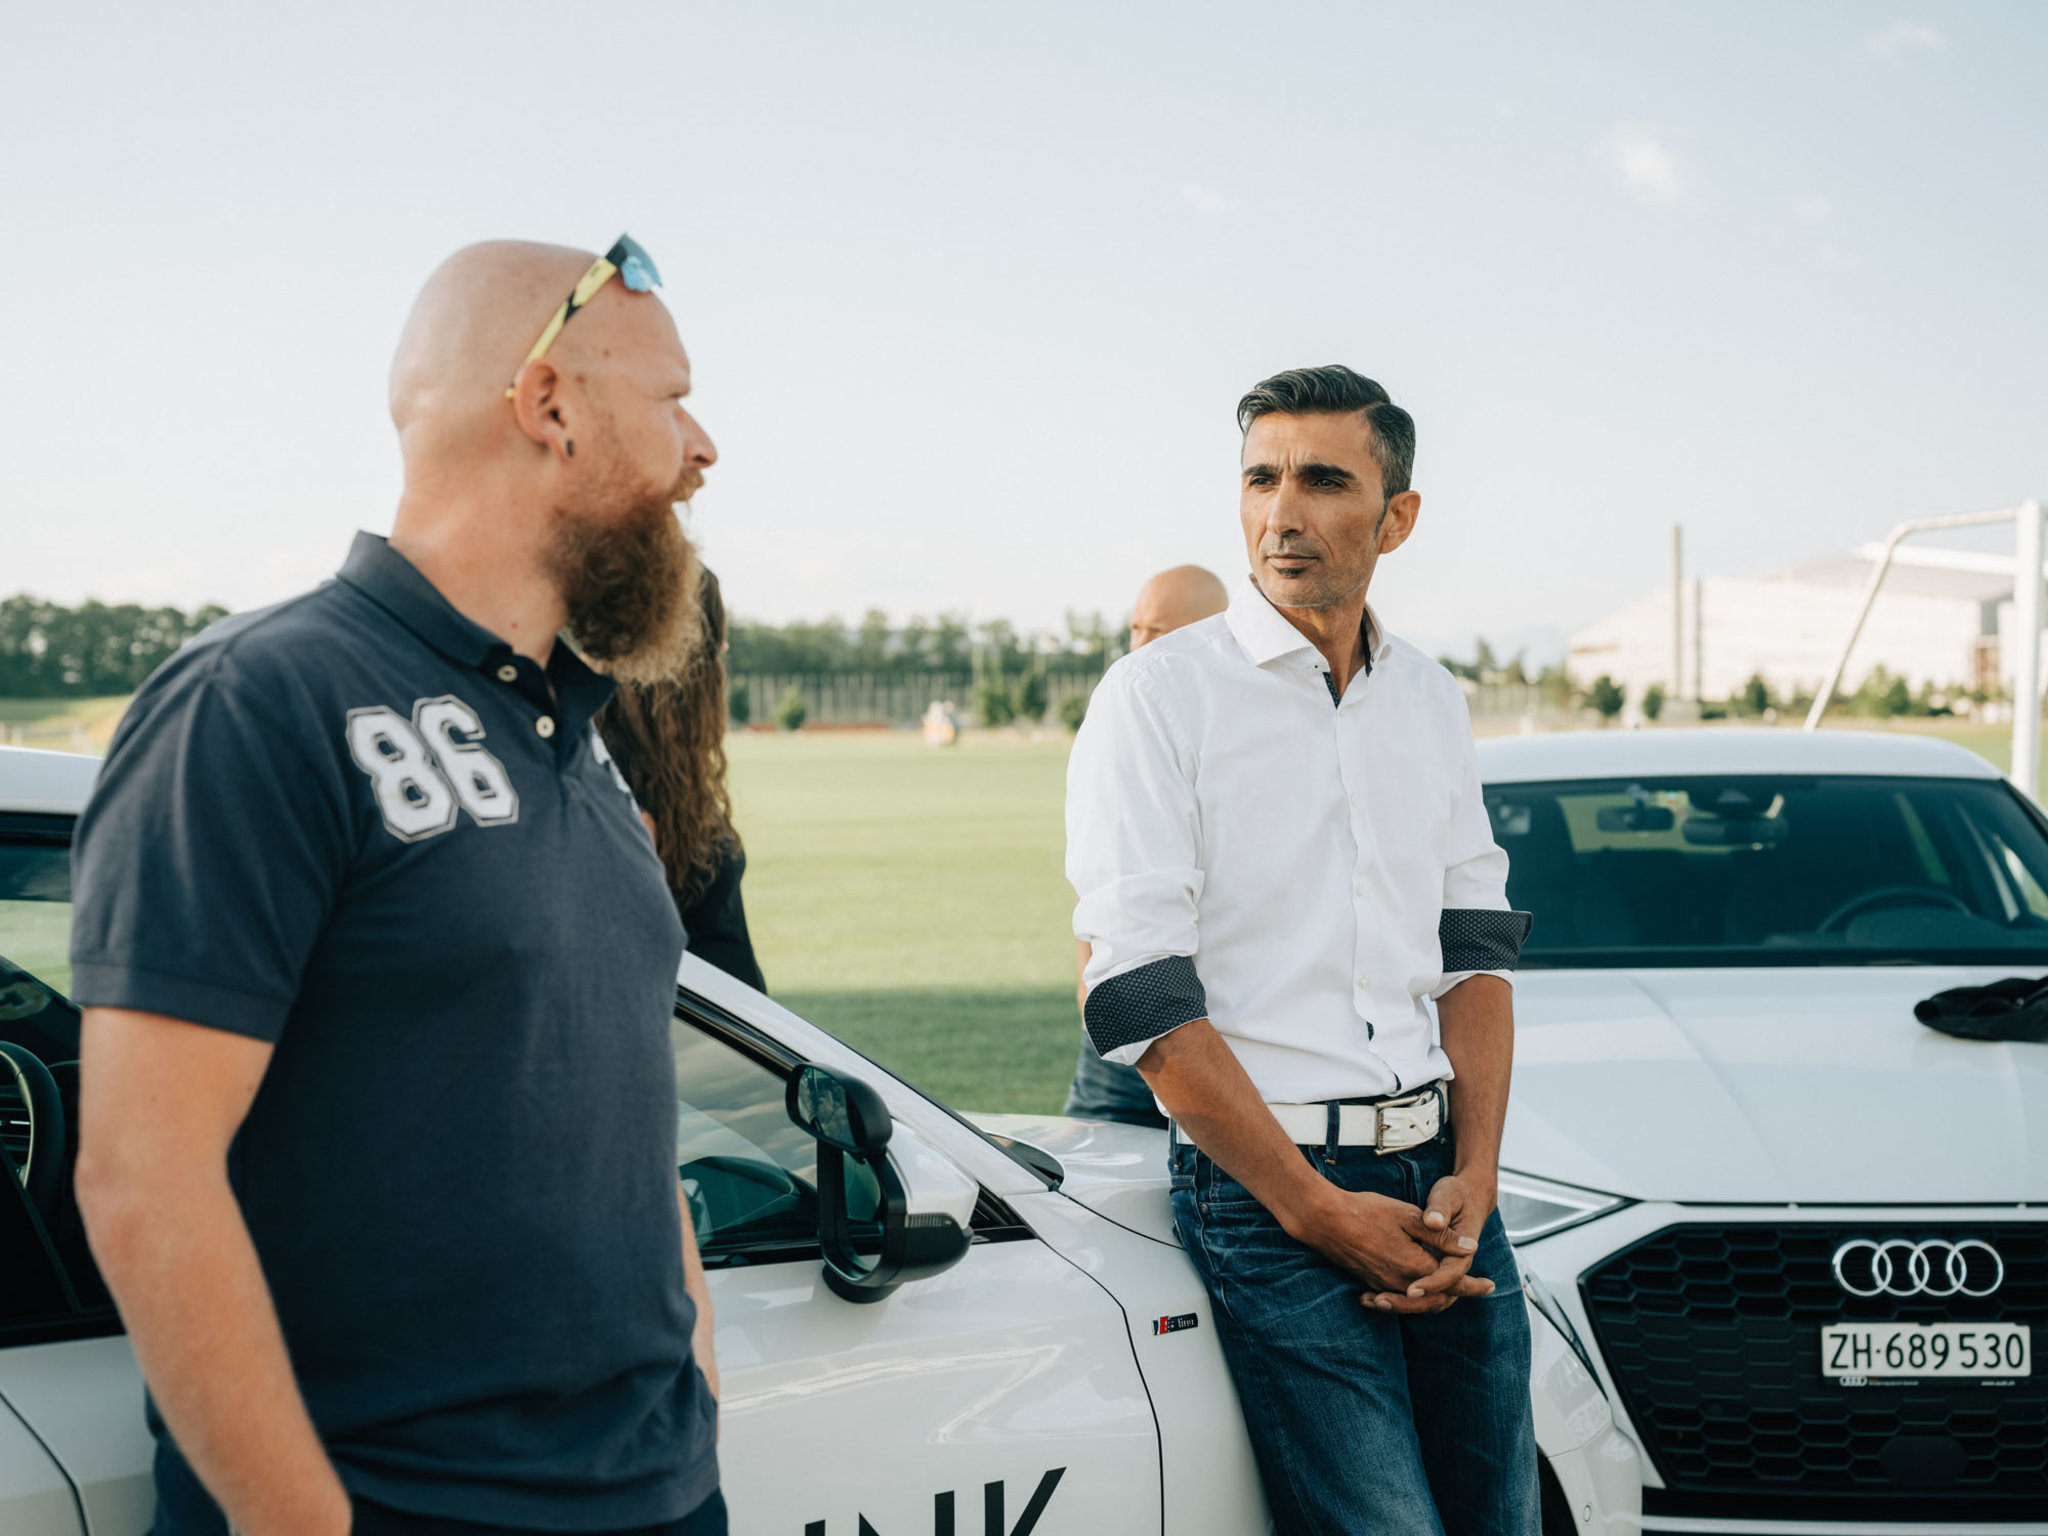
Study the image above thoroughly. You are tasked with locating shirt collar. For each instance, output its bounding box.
[338,532,508,668]
[335,531,616,735]
[1224,575,1392,671]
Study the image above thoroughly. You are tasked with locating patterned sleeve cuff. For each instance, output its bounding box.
[1083,955,1209,1059]
[1439,909,1534,972]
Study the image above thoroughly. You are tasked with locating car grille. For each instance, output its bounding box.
[1581,1222,2048,1520]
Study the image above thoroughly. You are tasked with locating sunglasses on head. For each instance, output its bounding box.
[505,234,663,399]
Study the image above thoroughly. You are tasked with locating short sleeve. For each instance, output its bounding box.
[1066,660,1209,1065]
[68,643,352,1042]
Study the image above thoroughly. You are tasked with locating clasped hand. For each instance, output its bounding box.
[1294,1175,1494,1315]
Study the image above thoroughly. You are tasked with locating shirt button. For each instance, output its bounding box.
[535,716,557,739]
[497,664,518,683]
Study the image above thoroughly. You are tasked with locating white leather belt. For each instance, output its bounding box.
[1265,1086,1444,1151]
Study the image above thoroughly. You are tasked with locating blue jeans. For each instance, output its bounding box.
[1169,1131,1538,1536]
[1062,1035,1168,1129]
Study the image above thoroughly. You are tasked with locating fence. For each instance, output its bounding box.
[731,671,1102,728]
[1464,681,1596,733]
[1466,682,1549,718]
[1,720,98,754]
[729,674,1569,731]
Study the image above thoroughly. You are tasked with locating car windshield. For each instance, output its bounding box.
[1486,773,2048,967]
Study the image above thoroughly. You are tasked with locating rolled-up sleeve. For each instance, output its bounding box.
[1431,717,1532,999]
[1066,661,1208,1065]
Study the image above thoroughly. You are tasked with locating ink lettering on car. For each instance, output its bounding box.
[801,1467,1065,1536]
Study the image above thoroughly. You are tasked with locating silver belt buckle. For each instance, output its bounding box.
[1375,1087,1437,1150]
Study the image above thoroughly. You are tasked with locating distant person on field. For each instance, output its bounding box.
[1062,564,1228,1127]
[70,236,727,1536]
[599,566,766,993]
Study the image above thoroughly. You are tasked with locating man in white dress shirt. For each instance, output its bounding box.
[1066,365,1536,1535]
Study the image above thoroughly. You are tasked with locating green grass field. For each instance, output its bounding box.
[727,731,1083,1113]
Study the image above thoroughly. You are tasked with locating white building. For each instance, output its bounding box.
[1567,545,2023,703]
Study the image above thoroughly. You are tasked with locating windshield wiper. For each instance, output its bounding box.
[978,1132,1064,1190]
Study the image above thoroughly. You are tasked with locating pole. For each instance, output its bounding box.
[2012,499,2044,801]
[1670,525,1684,700]
[1692,576,1704,704]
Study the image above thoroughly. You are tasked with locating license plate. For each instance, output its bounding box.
[1822,1322,2031,1379]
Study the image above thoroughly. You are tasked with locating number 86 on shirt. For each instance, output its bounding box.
[346,695,520,842]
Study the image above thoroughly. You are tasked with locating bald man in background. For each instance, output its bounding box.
[1064,565,1229,1126]
[71,237,726,1536]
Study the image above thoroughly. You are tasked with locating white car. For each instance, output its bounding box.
[0,742,1637,1535]
[1476,728,2048,1536]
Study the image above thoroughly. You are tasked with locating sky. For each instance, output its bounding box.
[5,2,2045,663]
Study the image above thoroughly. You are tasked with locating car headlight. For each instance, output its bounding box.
[1497,1169,1628,1244]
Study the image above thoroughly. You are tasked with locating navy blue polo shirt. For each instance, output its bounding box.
[70,533,716,1531]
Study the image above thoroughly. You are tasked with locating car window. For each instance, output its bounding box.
[0,820,114,1337]
[0,832,82,1064]
[1488,774,2048,967]
[672,1018,879,1263]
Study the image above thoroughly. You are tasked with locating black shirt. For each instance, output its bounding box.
[69,533,716,1530]
[677,849,765,994]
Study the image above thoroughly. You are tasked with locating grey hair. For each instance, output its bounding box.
[1236,365,1416,497]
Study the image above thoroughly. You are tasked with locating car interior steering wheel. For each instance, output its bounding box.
[679,1154,812,1249]
[1816,885,1972,934]
[0,1041,66,1228]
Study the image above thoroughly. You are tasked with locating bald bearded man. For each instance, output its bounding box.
[1064,565,1228,1126]
[71,237,726,1536]
[1129,564,1230,649]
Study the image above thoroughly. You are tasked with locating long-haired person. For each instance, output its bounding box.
[599,567,766,993]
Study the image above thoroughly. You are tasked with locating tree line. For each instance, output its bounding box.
[0,594,1123,701]
[729,610,1122,679]
[1435,639,1971,721]
[1436,638,1577,707]
[0,595,229,697]
[1576,665,1974,724]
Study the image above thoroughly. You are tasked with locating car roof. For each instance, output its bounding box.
[0,746,100,816]
[1476,727,2004,784]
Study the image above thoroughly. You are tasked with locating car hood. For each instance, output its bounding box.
[969,1113,1179,1246]
[1506,966,2048,1204]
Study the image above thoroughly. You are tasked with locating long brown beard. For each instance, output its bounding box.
[549,494,704,685]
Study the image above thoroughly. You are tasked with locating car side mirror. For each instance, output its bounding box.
[788,1063,892,1157]
[785,1066,971,1304]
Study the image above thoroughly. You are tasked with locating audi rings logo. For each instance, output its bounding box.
[1831,1238,2005,1299]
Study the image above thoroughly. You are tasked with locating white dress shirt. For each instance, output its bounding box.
[1066,577,1528,1105]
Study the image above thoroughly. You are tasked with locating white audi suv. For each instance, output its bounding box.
[1480,727,2046,1533]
